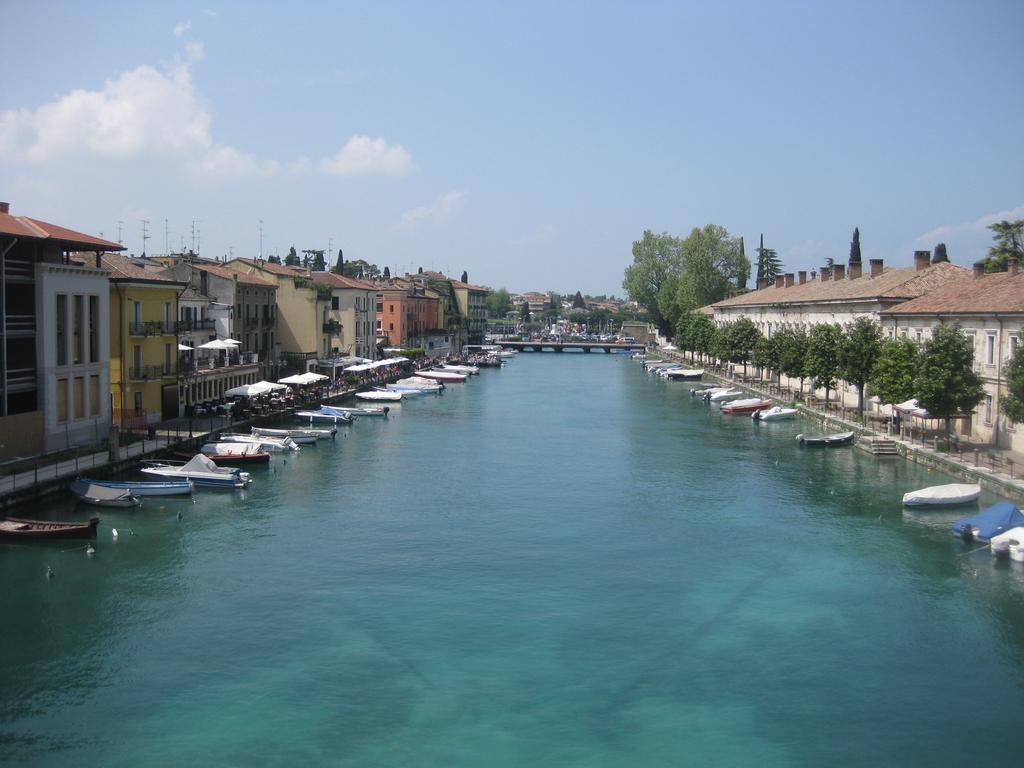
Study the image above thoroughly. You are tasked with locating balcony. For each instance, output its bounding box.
[244,317,260,330]
[130,321,175,337]
[129,364,177,381]
[176,318,216,332]
[323,320,342,334]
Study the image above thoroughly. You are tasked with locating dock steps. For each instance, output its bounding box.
[867,437,899,455]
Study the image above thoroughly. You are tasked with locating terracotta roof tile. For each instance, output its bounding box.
[191,261,276,287]
[310,272,376,290]
[101,253,186,284]
[882,270,1024,315]
[711,262,969,309]
[450,279,489,292]
[0,212,123,250]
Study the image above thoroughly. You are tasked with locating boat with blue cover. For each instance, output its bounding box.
[952,502,1024,542]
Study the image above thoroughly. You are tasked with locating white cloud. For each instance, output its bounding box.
[173,21,191,38]
[398,191,464,231]
[320,135,413,176]
[912,205,1024,245]
[203,8,217,17]
[188,144,278,177]
[184,41,205,63]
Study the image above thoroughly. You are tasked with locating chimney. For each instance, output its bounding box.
[757,278,768,290]
[0,202,9,214]
[848,262,862,280]
[784,273,794,288]
[870,258,883,277]
[914,250,930,271]
[820,267,831,282]
[973,262,986,278]
[798,271,807,285]
[833,264,845,280]
[1009,258,1019,276]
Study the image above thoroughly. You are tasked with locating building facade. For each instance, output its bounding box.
[375,283,441,349]
[451,280,490,345]
[310,272,377,361]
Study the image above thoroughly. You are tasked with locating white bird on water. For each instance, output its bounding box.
[112,528,118,538]
[86,544,96,556]
[46,565,54,580]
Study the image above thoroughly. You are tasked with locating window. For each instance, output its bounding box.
[986,334,996,365]
[133,345,142,375]
[134,391,143,414]
[56,378,68,422]
[133,301,141,326]
[88,296,99,362]
[165,343,172,374]
[984,394,993,424]
[376,320,382,330]
[56,294,67,366]
[914,329,922,342]
[89,374,99,416]
[331,296,339,310]
[377,302,383,313]
[389,322,394,332]
[74,377,84,419]
[390,304,394,313]
[164,302,172,330]
[1011,335,1019,360]
[73,295,83,364]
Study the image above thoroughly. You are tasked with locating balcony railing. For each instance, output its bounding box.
[129,364,177,381]
[176,318,216,332]
[323,320,342,334]
[130,321,175,337]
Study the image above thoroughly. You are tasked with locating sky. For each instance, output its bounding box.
[1,0,1022,297]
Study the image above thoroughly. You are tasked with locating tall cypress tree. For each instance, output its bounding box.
[849,227,862,265]
[461,270,469,283]
[332,249,344,274]
[755,233,782,285]
[932,243,949,263]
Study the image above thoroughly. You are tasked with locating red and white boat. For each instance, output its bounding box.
[721,398,773,414]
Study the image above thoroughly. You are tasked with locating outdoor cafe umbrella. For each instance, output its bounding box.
[278,374,310,385]
[177,343,194,351]
[197,339,234,350]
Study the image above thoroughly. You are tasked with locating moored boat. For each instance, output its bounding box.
[382,384,425,395]
[395,377,444,391]
[295,409,356,423]
[416,369,467,382]
[141,454,251,488]
[721,398,774,414]
[903,483,981,507]
[664,368,704,380]
[69,479,142,507]
[706,389,745,403]
[952,502,1024,542]
[75,478,193,496]
[197,443,271,465]
[796,431,855,446]
[440,364,479,375]
[752,406,798,421]
[252,426,336,442]
[0,515,100,539]
[220,433,299,452]
[355,389,403,402]
[989,526,1024,558]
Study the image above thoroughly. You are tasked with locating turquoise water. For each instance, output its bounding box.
[2,354,1023,766]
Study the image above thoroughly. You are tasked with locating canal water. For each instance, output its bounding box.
[2,353,1023,766]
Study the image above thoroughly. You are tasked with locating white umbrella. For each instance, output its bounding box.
[197,339,233,350]
[301,372,329,382]
[223,338,242,345]
[253,380,288,392]
[178,343,194,351]
[278,374,309,385]
[224,382,267,397]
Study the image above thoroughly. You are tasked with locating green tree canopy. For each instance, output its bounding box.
[267,253,282,265]
[753,332,783,379]
[981,219,1024,272]
[776,326,809,392]
[284,246,299,266]
[1002,346,1024,423]
[869,336,920,405]
[932,243,949,263]
[622,230,680,333]
[486,288,511,318]
[519,301,530,323]
[914,323,985,436]
[720,317,762,377]
[303,249,326,271]
[383,266,391,279]
[849,227,862,265]
[461,270,468,283]
[331,249,344,274]
[341,259,381,280]
[755,233,782,286]
[572,291,585,309]
[806,323,844,404]
[838,316,882,413]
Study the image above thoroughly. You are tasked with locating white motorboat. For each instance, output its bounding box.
[902,483,982,507]
[69,479,142,507]
[440,364,479,375]
[396,377,444,391]
[356,390,403,402]
[384,384,427,395]
[989,526,1024,558]
[76,478,194,496]
[252,426,336,443]
[319,404,390,418]
[141,454,251,488]
[417,369,467,382]
[706,388,744,403]
[753,406,798,421]
[220,433,300,452]
[664,368,704,380]
[692,386,725,398]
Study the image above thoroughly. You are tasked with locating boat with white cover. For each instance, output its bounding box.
[753,406,798,421]
[141,454,251,488]
[692,386,726,398]
[664,368,704,380]
[440,364,479,375]
[70,479,142,507]
[902,483,981,507]
[356,389,403,402]
[220,433,300,452]
[989,526,1024,559]
[417,369,467,382]
[252,426,336,443]
[77,477,194,496]
[797,431,855,447]
[396,377,444,391]
[706,388,744,403]
[319,404,389,418]
[295,409,356,423]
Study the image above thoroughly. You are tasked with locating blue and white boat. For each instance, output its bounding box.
[952,502,1024,542]
[140,454,251,488]
[77,477,193,496]
[383,384,426,395]
[321,404,389,418]
[295,409,355,424]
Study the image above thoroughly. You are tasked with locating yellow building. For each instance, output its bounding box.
[102,254,187,427]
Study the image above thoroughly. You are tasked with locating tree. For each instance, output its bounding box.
[519,301,530,323]
[755,233,782,286]
[383,266,391,279]
[332,249,344,274]
[870,336,921,406]
[720,317,761,378]
[737,237,746,288]
[622,230,681,333]
[418,266,423,274]
[982,219,1024,272]
[284,246,299,266]
[572,291,585,309]
[932,243,949,263]
[1002,347,1024,424]
[267,253,282,265]
[486,288,511,318]
[341,259,381,280]
[461,270,468,283]
[303,249,326,271]
[806,323,844,405]
[673,224,750,313]
[849,227,861,265]
[753,332,783,382]
[914,323,985,437]
[777,326,809,395]
[838,317,882,414]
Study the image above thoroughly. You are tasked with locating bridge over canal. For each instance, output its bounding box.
[478,341,646,353]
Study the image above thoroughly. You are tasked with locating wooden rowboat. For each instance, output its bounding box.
[0,516,100,539]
